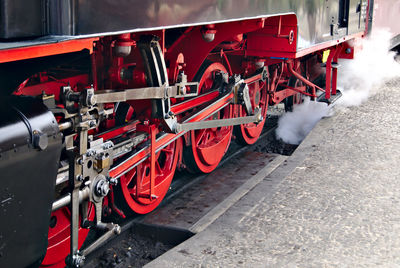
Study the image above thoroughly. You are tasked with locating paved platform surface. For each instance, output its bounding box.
[145,77,400,268]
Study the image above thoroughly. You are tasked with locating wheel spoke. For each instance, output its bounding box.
[125,169,136,186]
[155,161,163,176]
[195,129,207,146]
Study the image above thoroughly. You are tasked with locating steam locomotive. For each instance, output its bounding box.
[0,0,398,267]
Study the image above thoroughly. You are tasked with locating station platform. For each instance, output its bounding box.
[144,77,400,267]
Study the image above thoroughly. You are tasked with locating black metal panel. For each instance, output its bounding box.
[0,0,369,51]
[48,0,343,50]
[0,97,62,267]
[0,0,44,39]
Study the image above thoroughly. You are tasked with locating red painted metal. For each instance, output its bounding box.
[171,90,220,115]
[0,38,97,63]
[244,73,263,85]
[268,58,327,105]
[166,18,265,82]
[325,49,334,100]
[248,31,363,59]
[284,85,315,97]
[119,131,182,214]
[40,204,95,268]
[286,61,323,93]
[324,46,343,100]
[96,120,138,141]
[221,49,233,75]
[247,15,298,58]
[331,46,343,96]
[15,74,89,100]
[186,62,233,173]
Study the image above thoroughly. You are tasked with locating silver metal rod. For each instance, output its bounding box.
[59,121,73,131]
[175,108,262,133]
[56,170,69,186]
[81,224,121,257]
[52,187,90,211]
[94,86,168,103]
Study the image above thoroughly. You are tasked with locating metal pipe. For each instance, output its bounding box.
[52,187,90,211]
[286,61,325,93]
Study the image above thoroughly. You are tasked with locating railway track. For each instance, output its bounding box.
[83,111,297,268]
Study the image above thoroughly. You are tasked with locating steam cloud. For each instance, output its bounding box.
[337,29,400,106]
[276,29,400,145]
[276,98,331,145]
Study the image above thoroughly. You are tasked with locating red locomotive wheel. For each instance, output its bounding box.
[40,204,95,267]
[235,80,268,145]
[119,138,182,214]
[184,61,234,173]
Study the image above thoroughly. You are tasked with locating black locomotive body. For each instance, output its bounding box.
[1,0,369,49]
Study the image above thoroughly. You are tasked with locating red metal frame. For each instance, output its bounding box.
[0,38,97,63]
[166,18,265,82]
[324,45,343,99]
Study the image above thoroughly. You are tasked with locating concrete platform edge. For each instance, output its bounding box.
[143,115,335,268]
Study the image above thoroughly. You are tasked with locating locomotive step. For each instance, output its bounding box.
[317,89,343,105]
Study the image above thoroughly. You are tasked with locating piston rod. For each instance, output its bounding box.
[52,187,90,211]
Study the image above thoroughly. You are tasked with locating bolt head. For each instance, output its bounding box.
[32,130,48,151]
[108,178,118,185]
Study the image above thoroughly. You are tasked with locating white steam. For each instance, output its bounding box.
[276,98,330,145]
[276,29,400,145]
[337,29,400,107]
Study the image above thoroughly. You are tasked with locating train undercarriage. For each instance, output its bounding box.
[0,11,364,267]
